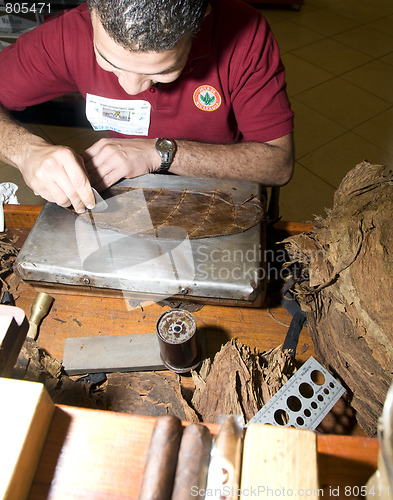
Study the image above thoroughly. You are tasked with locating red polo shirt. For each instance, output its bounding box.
[0,0,293,143]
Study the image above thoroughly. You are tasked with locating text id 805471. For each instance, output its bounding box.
[4,2,51,14]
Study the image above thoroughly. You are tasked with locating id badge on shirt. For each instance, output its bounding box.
[86,93,151,136]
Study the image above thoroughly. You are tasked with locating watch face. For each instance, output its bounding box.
[156,138,174,153]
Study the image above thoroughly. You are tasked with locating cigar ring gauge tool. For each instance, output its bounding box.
[247,357,345,430]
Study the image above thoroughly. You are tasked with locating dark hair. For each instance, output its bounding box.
[87,0,208,51]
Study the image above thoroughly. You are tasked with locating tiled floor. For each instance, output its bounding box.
[264,0,393,221]
[1,0,393,221]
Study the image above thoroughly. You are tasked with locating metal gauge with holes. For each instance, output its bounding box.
[247,357,345,430]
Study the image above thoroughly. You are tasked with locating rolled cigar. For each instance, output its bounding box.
[171,423,213,500]
[205,416,243,499]
[137,414,183,500]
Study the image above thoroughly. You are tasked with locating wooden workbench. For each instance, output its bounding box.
[3,205,380,499]
[5,205,314,365]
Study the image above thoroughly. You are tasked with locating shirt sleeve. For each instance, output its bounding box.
[0,11,80,111]
[230,14,294,143]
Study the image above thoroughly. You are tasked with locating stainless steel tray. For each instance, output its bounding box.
[15,175,266,306]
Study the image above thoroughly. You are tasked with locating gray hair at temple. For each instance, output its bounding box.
[87,0,209,51]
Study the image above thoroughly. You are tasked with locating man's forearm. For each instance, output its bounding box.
[169,133,294,186]
[0,105,47,169]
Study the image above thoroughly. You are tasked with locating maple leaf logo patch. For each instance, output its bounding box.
[193,85,222,112]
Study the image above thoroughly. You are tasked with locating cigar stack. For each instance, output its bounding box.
[138,415,243,500]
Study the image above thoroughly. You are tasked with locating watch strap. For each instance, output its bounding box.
[155,138,176,174]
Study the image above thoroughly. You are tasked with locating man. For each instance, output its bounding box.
[0,0,294,213]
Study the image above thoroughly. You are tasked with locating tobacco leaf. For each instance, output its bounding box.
[0,233,20,297]
[191,339,295,424]
[71,186,265,239]
[283,161,393,436]
[104,371,199,422]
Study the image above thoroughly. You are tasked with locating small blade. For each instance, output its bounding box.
[90,188,108,213]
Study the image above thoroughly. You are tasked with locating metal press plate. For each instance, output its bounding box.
[14,175,266,304]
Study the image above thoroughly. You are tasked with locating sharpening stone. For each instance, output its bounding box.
[63,332,165,375]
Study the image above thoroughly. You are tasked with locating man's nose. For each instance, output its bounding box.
[117,72,153,95]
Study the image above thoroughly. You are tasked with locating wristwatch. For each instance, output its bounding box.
[155,138,177,174]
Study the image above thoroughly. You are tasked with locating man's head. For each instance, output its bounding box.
[91,7,196,95]
[86,0,208,52]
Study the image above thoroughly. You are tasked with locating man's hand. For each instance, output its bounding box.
[20,141,95,213]
[82,138,159,192]
[0,105,95,212]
